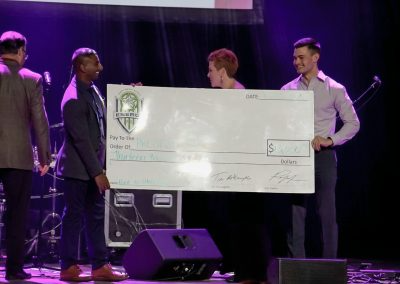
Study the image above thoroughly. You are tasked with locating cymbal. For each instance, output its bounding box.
[50,122,63,129]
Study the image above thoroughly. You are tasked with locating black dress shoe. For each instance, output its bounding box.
[5,270,32,280]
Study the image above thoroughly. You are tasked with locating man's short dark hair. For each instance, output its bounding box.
[0,31,27,55]
[294,37,321,55]
[72,47,98,71]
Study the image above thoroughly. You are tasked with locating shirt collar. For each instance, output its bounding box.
[0,57,20,67]
[316,70,328,81]
[296,70,328,85]
[73,75,93,93]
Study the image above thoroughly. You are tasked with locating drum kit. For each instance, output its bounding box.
[31,121,64,261]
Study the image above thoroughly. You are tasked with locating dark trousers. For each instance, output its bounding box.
[288,149,338,258]
[202,191,269,280]
[59,177,108,270]
[231,192,269,281]
[0,168,32,273]
[204,192,235,273]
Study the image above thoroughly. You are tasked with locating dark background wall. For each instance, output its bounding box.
[1,0,399,260]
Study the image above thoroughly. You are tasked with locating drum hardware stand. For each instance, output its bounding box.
[28,143,62,272]
[41,161,62,264]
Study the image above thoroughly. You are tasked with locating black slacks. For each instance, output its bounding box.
[0,168,32,273]
[288,149,338,258]
[59,177,108,270]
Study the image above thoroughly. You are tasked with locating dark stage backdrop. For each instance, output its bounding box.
[0,0,399,260]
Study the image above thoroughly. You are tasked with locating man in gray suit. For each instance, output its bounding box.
[0,31,51,280]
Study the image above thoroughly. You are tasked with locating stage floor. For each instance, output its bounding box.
[0,259,399,283]
[0,265,229,283]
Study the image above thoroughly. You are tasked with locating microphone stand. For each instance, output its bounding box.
[352,77,382,107]
[336,76,382,120]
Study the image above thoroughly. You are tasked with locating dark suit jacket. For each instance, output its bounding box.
[0,58,51,170]
[56,76,106,181]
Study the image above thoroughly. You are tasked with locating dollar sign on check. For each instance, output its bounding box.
[268,143,275,154]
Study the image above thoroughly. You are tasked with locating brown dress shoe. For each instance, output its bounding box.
[60,264,92,282]
[92,264,129,281]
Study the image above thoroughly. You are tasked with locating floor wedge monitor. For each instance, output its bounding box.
[122,228,222,280]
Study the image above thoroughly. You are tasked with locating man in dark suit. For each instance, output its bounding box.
[0,31,51,280]
[56,48,127,282]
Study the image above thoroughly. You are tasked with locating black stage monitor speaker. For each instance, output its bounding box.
[268,258,347,284]
[122,228,222,280]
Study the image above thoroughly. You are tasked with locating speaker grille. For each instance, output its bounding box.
[277,258,347,284]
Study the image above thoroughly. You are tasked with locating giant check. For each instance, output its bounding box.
[106,85,315,193]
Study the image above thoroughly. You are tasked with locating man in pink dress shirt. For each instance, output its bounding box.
[282,37,360,259]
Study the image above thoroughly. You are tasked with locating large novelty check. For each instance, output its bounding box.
[106,85,315,193]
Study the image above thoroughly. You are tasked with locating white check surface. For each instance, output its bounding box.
[106,85,314,193]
